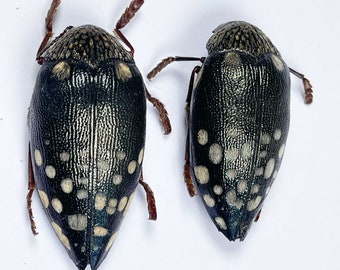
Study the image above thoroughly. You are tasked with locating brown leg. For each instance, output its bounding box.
[36,0,61,64]
[114,0,144,55]
[289,67,313,104]
[145,87,171,134]
[254,209,262,222]
[139,171,157,220]
[27,146,38,235]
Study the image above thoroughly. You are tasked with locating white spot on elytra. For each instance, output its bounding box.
[118,196,128,212]
[94,226,108,237]
[52,61,71,80]
[278,144,285,159]
[247,196,262,211]
[68,214,87,231]
[52,198,63,213]
[116,62,132,82]
[260,133,271,145]
[213,185,223,195]
[255,167,264,176]
[98,160,110,172]
[264,158,275,179]
[45,165,56,179]
[225,148,239,162]
[78,177,88,186]
[237,180,247,193]
[113,174,122,185]
[106,199,118,215]
[273,129,282,141]
[128,160,137,174]
[194,166,209,184]
[77,189,88,199]
[123,192,135,216]
[95,193,107,211]
[51,222,71,250]
[138,148,144,164]
[226,189,243,209]
[251,184,260,194]
[241,142,253,159]
[59,151,70,162]
[116,151,126,160]
[38,189,49,208]
[34,149,43,166]
[259,150,267,158]
[203,194,215,207]
[226,169,237,180]
[105,231,118,252]
[215,217,227,230]
[209,143,223,164]
[61,178,73,194]
[272,170,279,180]
[197,129,208,145]
[271,54,285,71]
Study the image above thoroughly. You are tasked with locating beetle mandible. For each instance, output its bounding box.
[148,21,313,241]
[26,0,171,269]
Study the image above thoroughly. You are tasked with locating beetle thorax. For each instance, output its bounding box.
[43,25,133,67]
[206,21,280,57]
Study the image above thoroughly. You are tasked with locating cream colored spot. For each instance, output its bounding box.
[45,165,56,179]
[241,142,253,159]
[226,189,243,209]
[128,160,137,174]
[94,226,108,237]
[116,62,132,82]
[116,151,126,160]
[247,196,262,211]
[123,192,135,216]
[197,129,208,145]
[38,189,49,208]
[225,51,241,66]
[260,133,271,145]
[78,177,88,186]
[272,170,278,180]
[209,143,223,164]
[213,185,223,195]
[51,198,63,213]
[98,160,110,172]
[59,151,70,162]
[255,167,264,176]
[118,196,128,212]
[105,231,118,252]
[138,148,144,164]
[237,180,247,193]
[259,150,267,158]
[51,222,71,250]
[193,67,203,89]
[278,144,285,159]
[95,193,107,211]
[273,129,282,141]
[52,61,71,80]
[34,149,43,166]
[203,194,215,207]
[106,198,118,215]
[264,158,275,179]
[251,184,260,194]
[271,54,285,71]
[225,148,239,162]
[193,166,209,184]
[265,186,271,195]
[77,189,88,199]
[215,217,227,230]
[113,174,123,185]
[226,169,237,180]
[68,214,87,231]
[61,178,73,194]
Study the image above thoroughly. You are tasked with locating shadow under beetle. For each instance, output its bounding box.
[26,0,171,269]
[148,21,313,241]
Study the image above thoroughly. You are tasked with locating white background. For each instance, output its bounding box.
[0,0,339,269]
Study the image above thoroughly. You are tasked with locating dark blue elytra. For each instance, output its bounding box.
[27,1,170,269]
[148,21,312,241]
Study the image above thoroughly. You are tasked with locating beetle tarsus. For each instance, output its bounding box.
[289,67,313,104]
[139,173,157,220]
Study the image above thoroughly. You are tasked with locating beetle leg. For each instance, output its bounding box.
[145,87,171,134]
[254,209,262,222]
[138,171,157,220]
[184,66,202,197]
[36,0,61,64]
[114,0,144,56]
[147,56,205,80]
[289,68,313,104]
[27,146,38,235]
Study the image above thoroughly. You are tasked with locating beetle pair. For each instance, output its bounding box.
[27,0,313,269]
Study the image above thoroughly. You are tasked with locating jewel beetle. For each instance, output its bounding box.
[26,0,170,269]
[148,21,313,241]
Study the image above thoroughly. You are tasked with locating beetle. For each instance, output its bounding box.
[26,0,171,269]
[148,21,313,241]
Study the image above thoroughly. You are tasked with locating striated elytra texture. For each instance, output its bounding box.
[29,25,145,269]
[190,21,290,241]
